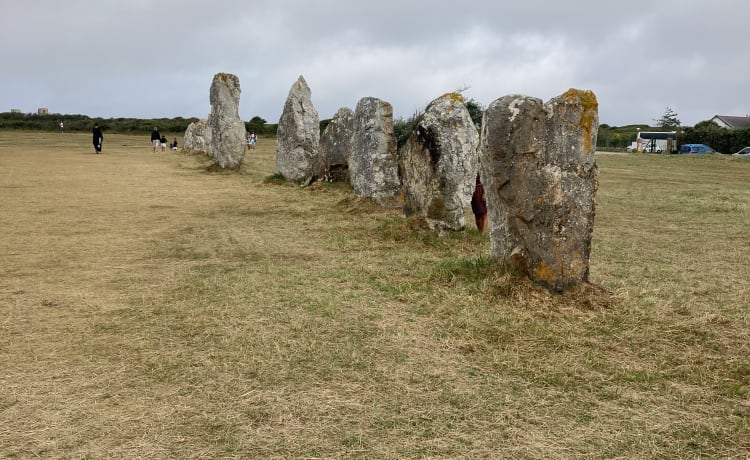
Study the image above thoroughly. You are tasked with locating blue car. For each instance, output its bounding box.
[679,144,717,154]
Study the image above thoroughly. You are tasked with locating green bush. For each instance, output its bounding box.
[0,112,199,135]
[680,121,750,153]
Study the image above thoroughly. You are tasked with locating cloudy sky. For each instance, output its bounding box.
[1,0,747,127]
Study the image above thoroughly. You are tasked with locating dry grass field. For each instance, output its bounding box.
[1,130,748,459]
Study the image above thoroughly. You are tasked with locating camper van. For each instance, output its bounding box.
[631,131,677,153]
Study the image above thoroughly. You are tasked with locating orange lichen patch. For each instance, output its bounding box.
[533,249,588,289]
[534,259,559,285]
[562,89,598,153]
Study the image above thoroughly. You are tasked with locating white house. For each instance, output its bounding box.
[711,115,750,130]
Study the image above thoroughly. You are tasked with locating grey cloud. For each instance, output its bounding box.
[1,0,747,125]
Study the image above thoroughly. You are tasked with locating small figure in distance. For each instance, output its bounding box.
[246,131,252,151]
[171,138,178,151]
[160,135,167,152]
[151,127,161,153]
[92,123,103,154]
[59,120,64,134]
[249,131,257,150]
[471,173,487,235]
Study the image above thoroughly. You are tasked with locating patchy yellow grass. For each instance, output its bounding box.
[0,132,748,458]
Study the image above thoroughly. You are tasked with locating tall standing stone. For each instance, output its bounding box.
[184,119,209,152]
[350,97,400,207]
[206,73,246,168]
[276,75,321,181]
[400,92,479,231]
[319,107,355,182]
[479,88,599,292]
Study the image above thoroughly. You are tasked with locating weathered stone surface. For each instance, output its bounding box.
[276,75,321,181]
[479,88,599,291]
[206,73,246,168]
[319,107,355,182]
[400,92,479,231]
[350,97,400,207]
[184,119,209,152]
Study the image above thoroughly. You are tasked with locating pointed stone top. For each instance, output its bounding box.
[295,75,309,90]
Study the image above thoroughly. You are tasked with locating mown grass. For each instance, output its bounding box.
[0,133,748,458]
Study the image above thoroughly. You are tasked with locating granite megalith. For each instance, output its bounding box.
[400,92,479,231]
[184,119,209,153]
[350,97,401,207]
[319,107,355,183]
[276,75,321,182]
[479,88,599,292]
[206,73,246,168]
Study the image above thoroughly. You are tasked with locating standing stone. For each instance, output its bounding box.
[350,97,400,207]
[205,73,245,168]
[479,88,599,292]
[184,119,209,152]
[319,107,355,182]
[276,75,321,181]
[400,92,479,231]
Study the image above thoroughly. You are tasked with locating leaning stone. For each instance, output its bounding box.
[319,107,355,183]
[400,92,479,231]
[184,119,209,153]
[276,75,321,181]
[350,97,401,207]
[479,88,599,291]
[206,73,246,168]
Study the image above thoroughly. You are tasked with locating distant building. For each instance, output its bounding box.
[38,108,49,115]
[10,108,21,113]
[711,115,750,130]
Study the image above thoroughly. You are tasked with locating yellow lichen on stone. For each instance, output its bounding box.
[441,92,465,104]
[562,89,598,153]
[440,92,465,113]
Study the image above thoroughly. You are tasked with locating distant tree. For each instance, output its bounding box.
[464,98,484,130]
[393,110,423,149]
[319,119,331,134]
[246,116,267,135]
[681,120,734,152]
[654,107,681,128]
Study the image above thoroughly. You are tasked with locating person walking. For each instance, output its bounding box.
[160,135,167,152]
[92,123,103,154]
[151,127,161,153]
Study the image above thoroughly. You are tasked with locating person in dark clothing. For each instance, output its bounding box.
[471,173,487,234]
[151,127,161,153]
[92,123,103,154]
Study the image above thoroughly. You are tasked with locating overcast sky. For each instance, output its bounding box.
[1,0,746,127]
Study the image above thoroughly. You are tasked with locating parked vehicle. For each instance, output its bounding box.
[626,140,663,153]
[678,144,717,154]
[732,147,750,158]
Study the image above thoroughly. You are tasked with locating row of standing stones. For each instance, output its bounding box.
[184,73,598,292]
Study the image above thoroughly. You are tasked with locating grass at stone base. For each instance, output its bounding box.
[0,132,748,458]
